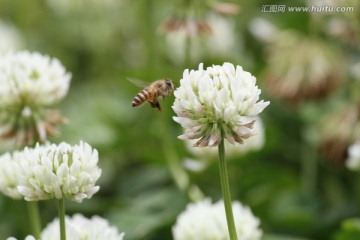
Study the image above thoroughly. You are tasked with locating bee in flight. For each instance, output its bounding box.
[131,78,175,111]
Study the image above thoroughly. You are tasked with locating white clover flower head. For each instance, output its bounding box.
[172,199,262,240]
[41,214,125,240]
[16,141,101,202]
[173,62,269,147]
[248,18,278,43]
[346,141,360,171]
[263,31,345,103]
[46,0,118,13]
[0,152,22,199]
[0,21,23,53]
[6,236,36,240]
[164,14,239,65]
[0,51,71,107]
[0,51,71,144]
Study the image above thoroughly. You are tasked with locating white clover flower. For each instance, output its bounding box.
[346,141,360,171]
[173,62,269,147]
[0,51,71,144]
[164,14,239,65]
[0,152,22,199]
[263,31,345,103]
[248,18,278,43]
[0,21,23,53]
[46,0,118,13]
[16,141,101,202]
[41,214,125,240]
[7,236,36,240]
[173,199,262,240]
[350,61,360,81]
[0,51,71,107]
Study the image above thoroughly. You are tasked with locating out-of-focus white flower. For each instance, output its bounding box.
[263,31,345,103]
[306,0,339,7]
[0,51,71,107]
[350,62,360,81]
[306,0,358,9]
[46,0,118,13]
[310,104,360,164]
[0,152,22,199]
[173,62,269,147]
[346,141,360,171]
[0,51,71,144]
[6,236,36,240]
[0,20,23,53]
[16,141,101,202]
[41,214,125,240]
[173,199,262,240]
[248,18,278,43]
[163,14,239,65]
[210,2,240,15]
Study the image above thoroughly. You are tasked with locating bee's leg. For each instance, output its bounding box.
[149,100,161,111]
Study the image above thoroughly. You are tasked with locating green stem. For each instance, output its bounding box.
[184,35,192,68]
[26,201,41,239]
[58,198,66,240]
[218,136,238,240]
[300,142,317,197]
[142,0,157,77]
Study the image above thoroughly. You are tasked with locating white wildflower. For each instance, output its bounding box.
[346,141,360,171]
[16,141,101,202]
[173,199,262,240]
[0,21,23,53]
[0,152,22,199]
[350,61,360,81]
[0,51,71,144]
[0,51,71,107]
[46,0,118,13]
[173,62,269,147]
[6,236,36,240]
[248,18,278,43]
[165,14,239,65]
[41,214,125,240]
[263,31,345,103]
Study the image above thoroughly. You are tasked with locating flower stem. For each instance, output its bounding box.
[218,136,238,240]
[58,198,66,240]
[142,0,157,76]
[26,201,41,239]
[300,140,317,197]
[184,35,192,68]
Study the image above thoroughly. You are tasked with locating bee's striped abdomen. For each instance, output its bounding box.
[132,89,150,107]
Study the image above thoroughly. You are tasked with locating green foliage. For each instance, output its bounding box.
[333,218,360,240]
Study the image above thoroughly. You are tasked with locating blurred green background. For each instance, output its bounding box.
[0,0,359,239]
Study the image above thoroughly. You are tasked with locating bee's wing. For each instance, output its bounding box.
[127,77,150,88]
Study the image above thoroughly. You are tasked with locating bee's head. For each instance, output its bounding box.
[165,78,175,91]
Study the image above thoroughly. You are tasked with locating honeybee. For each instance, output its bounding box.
[131,78,175,111]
